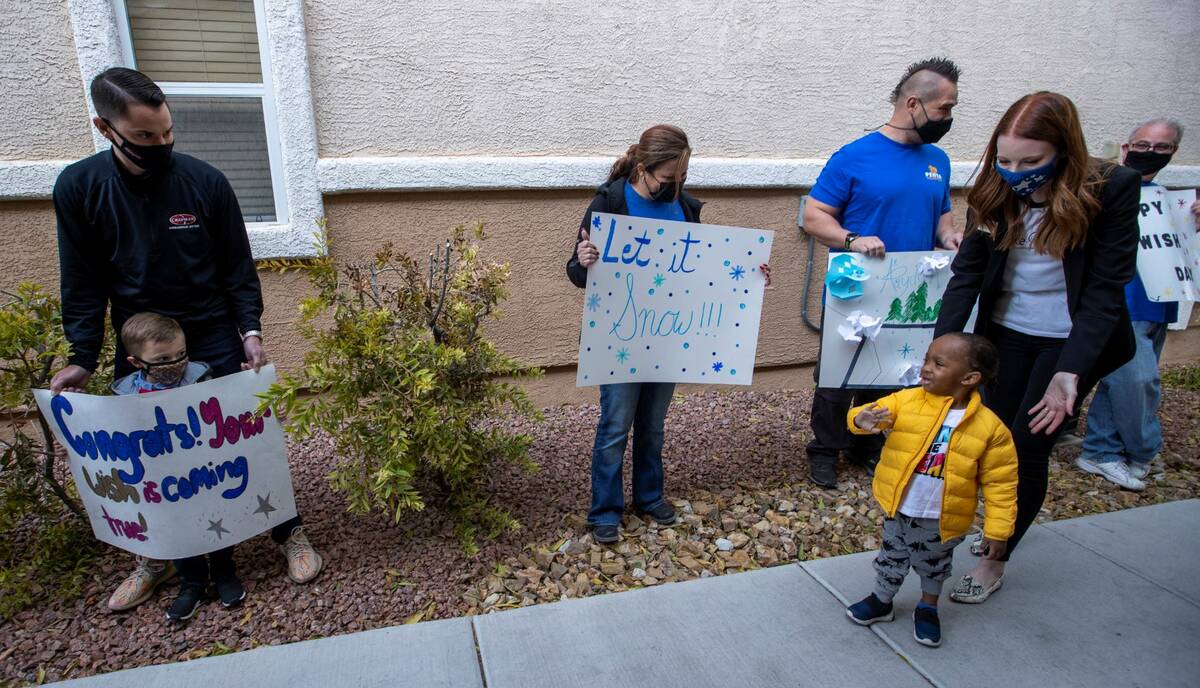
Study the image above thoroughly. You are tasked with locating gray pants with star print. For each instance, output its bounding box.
[873,514,963,603]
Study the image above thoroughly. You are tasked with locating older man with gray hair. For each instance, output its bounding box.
[1075,118,1197,490]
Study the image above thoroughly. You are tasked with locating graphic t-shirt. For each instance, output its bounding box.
[809,131,952,252]
[898,408,965,519]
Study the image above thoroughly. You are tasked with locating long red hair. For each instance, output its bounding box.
[967,92,1104,257]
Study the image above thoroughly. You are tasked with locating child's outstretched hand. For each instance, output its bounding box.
[854,402,893,433]
[981,538,1007,560]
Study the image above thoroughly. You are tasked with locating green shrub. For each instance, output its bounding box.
[260,223,541,553]
[1161,364,1200,391]
[0,284,112,620]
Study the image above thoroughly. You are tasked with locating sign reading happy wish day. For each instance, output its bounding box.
[577,213,774,386]
[1136,186,1199,303]
[33,366,297,559]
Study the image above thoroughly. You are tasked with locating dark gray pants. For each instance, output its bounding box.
[873,514,962,603]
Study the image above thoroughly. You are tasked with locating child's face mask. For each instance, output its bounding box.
[137,353,189,387]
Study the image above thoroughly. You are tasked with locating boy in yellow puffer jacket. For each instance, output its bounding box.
[844,333,1018,648]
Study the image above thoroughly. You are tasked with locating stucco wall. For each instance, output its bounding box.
[304,0,1200,162]
[0,2,93,160]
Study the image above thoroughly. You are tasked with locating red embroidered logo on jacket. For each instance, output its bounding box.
[169,213,198,226]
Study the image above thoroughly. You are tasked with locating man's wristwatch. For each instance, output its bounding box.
[843,232,861,250]
[241,330,263,341]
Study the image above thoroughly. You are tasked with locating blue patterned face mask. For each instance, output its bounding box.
[994,158,1056,197]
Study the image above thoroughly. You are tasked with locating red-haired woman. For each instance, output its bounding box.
[934,92,1141,602]
[566,125,768,544]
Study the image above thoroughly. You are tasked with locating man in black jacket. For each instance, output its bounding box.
[49,68,322,613]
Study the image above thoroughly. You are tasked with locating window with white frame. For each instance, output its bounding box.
[116,0,286,224]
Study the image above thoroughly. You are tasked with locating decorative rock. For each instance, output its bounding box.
[715,538,734,552]
[727,532,751,548]
[631,568,647,580]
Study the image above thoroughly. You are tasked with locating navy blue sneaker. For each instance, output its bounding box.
[913,604,942,647]
[592,524,619,544]
[846,594,894,625]
[637,503,677,526]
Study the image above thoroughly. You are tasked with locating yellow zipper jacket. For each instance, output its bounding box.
[848,387,1019,543]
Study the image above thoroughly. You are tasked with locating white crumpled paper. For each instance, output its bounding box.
[898,362,922,387]
[837,310,883,343]
[918,254,951,278]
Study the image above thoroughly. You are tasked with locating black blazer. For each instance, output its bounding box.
[934,163,1141,387]
[566,177,704,288]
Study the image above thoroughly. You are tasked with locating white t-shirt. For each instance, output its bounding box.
[992,207,1072,338]
[898,409,966,520]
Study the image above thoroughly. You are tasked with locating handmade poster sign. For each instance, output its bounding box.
[577,213,774,386]
[1136,186,1199,303]
[818,250,973,389]
[33,366,297,559]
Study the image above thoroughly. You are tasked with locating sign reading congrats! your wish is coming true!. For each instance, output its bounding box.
[577,213,774,386]
[33,366,297,559]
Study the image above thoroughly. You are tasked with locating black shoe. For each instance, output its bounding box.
[913,604,942,647]
[638,503,677,526]
[216,576,246,608]
[846,593,894,625]
[808,457,838,488]
[166,585,206,622]
[592,524,620,544]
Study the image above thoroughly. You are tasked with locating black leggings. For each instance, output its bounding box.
[984,325,1082,562]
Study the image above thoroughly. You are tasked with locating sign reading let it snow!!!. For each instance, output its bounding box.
[577,213,774,386]
[33,366,297,559]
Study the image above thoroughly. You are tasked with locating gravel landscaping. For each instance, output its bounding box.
[2,385,1197,685]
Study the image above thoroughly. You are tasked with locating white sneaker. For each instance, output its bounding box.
[1076,456,1145,491]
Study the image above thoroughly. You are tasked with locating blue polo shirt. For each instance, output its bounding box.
[1125,181,1179,324]
[810,132,951,252]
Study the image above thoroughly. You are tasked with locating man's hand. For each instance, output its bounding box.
[849,236,886,258]
[853,402,893,433]
[981,538,1007,560]
[1191,199,1200,230]
[576,229,600,268]
[50,364,92,394]
[759,263,772,287]
[241,336,268,372]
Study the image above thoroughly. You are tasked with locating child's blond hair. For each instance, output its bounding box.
[120,313,183,357]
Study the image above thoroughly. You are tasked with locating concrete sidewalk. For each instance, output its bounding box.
[54,500,1200,688]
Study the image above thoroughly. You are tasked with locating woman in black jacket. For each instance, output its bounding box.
[933,92,1140,603]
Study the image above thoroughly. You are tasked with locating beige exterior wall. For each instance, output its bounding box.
[0,2,93,160]
[303,0,1200,163]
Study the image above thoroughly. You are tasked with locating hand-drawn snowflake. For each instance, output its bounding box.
[587,293,601,312]
[712,361,724,372]
[653,273,665,288]
[592,214,602,228]
[616,348,629,363]
[729,265,746,281]
[898,343,913,358]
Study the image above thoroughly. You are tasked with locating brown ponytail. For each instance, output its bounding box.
[606,124,692,184]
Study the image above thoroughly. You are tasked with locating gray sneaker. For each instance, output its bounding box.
[1127,454,1162,481]
[1076,456,1145,491]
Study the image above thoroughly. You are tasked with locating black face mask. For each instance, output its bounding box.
[650,179,679,203]
[1124,150,1173,177]
[912,101,953,144]
[103,118,174,176]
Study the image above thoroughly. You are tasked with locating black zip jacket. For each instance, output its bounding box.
[934,162,1141,387]
[53,150,263,371]
[566,177,704,288]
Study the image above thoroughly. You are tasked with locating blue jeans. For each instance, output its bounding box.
[588,383,674,526]
[1081,320,1168,466]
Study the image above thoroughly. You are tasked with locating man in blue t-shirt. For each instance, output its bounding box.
[803,57,963,488]
[1077,118,1198,491]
